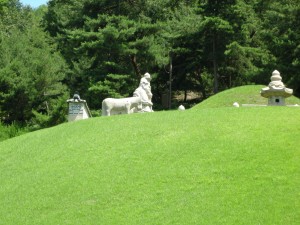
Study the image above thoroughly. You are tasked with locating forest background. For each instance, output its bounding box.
[0,0,299,138]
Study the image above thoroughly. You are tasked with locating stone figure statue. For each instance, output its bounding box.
[133,72,154,112]
[101,72,154,116]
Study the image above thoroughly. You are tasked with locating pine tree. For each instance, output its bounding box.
[0,3,68,125]
[257,0,300,96]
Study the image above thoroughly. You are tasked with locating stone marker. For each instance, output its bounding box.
[260,70,293,106]
[67,93,92,122]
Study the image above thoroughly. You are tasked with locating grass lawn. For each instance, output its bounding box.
[0,85,299,224]
[194,85,300,109]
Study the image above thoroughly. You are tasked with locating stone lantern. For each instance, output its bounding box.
[67,92,92,122]
[260,70,293,106]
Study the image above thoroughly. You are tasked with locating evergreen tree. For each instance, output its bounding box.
[43,0,300,109]
[0,2,68,125]
[257,0,300,96]
[44,0,171,108]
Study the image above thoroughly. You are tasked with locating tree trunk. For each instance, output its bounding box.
[184,89,187,102]
[212,35,218,94]
[169,52,172,109]
[130,54,142,78]
[196,67,207,99]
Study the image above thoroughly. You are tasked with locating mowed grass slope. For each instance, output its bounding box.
[0,85,299,225]
[194,85,300,109]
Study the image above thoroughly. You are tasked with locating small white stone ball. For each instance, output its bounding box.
[233,102,240,107]
[178,105,185,110]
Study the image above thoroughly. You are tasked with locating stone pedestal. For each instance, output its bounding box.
[67,95,91,122]
[268,96,285,106]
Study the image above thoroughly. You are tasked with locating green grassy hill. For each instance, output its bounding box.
[0,85,299,225]
[194,85,300,109]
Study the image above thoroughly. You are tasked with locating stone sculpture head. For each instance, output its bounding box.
[144,72,151,81]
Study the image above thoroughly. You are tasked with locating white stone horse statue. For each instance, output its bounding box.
[101,97,142,116]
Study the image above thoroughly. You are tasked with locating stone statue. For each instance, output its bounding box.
[133,72,154,112]
[101,72,154,116]
[101,97,141,116]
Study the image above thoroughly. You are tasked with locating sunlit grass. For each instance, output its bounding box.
[194,85,300,109]
[0,85,299,225]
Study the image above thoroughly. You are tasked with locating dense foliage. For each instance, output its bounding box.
[43,0,300,103]
[0,0,68,128]
[0,0,299,132]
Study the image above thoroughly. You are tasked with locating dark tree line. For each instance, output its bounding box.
[0,0,299,128]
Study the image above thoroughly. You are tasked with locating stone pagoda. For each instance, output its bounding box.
[260,70,293,106]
